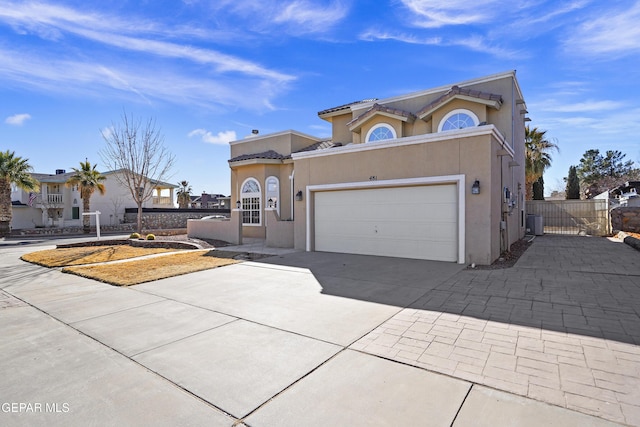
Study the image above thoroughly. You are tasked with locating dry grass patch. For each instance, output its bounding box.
[62,251,239,286]
[21,245,182,267]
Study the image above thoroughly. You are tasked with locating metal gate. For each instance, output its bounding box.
[526,200,610,236]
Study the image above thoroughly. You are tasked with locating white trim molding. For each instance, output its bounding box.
[305,174,466,264]
[292,124,514,160]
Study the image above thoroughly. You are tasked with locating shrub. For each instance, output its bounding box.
[130,232,141,239]
[146,234,156,240]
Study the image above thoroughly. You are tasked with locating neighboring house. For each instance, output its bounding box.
[11,169,79,229]
[214,71,527,265]
[602,181,640,208]
[190,192,230,209]
[547,191,567,200]
[11,169,177,229]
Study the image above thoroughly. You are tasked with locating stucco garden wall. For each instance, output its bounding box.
[187,210,242,245]
[265,208,294,248]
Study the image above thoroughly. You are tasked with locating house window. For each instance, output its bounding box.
[265,176,280,216]
[438,109,479,132]
[241,178,261,225]
[366,123,397,142]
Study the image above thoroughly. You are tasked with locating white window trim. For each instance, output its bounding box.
[438,109,479,132]
[265,176,280,217]
[365,123,397,143]
[240,177,262,226]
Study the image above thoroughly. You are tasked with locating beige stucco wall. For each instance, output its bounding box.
[265,208,294,247]
[293,130,522,265]
[230,132,319,158]
[230,161,294,238]
[331,114,352,144]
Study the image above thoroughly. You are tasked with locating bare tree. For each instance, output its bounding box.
[110,195,125,225]
[100,112,175,233]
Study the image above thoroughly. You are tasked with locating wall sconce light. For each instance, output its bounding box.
[267,198,274,208]
[295,191,303,201]
[236,200,241,209]
[471,180,480,195]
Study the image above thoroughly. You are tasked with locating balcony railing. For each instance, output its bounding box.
[46,193,64,204]
[152,196,173,205]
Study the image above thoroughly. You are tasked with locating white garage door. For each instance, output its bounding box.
[314,185,458,262]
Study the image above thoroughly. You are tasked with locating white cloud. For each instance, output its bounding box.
[359,29,441,45]
[273,1,349,33]
[188,129,237,145]
[5,113,31,125]
[359,29,522,59]
[0,2,293,83]
[564,2,640,57]
[209,0,349,34]
[554,100,625,113]
[535,99,625,114]
[0,43,287,111]
[400,0,503,28]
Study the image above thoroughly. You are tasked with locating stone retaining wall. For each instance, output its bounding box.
[611,207,640,233]
[12,224,136,236]
[124,211,229,229]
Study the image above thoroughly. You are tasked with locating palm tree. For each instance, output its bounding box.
[66,160,106,233]
[0,151,39,237]
[525,126,558,200]
[176,180,192,209]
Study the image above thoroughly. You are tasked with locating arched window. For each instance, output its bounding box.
[241,178,261,225]
[366,123,397,142]
[265,176,280,216]
[438,109,479,132]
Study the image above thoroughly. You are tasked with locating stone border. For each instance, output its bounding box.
[57,239,202,250]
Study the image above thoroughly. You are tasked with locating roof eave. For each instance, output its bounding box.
[417,95,503,121]
[228,159,284,168]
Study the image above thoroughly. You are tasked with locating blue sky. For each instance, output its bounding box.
[1,0,639,196]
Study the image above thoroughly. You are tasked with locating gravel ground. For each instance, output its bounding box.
[467,236,534,270]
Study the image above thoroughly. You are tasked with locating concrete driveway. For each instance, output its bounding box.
[1,235,638,426]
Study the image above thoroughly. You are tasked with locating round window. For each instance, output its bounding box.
[439,109,479,132]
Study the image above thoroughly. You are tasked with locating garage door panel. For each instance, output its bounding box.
[314,184,459,262]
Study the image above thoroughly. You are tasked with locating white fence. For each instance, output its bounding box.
[526,200,610,236]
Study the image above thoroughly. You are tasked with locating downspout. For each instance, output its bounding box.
[289,170,295,221]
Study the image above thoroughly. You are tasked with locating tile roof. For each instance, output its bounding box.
[317,99,378,116]
[417,85,503,118]
[229,141,343,163]
[31,172,75,183]
[292,140,342,154]
[347,103,416,128]
[228,150,287,163]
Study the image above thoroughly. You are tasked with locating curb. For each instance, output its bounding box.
[617,231,640,251]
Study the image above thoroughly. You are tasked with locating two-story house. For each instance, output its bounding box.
[11,169,177,229]
[193,71,528,265]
